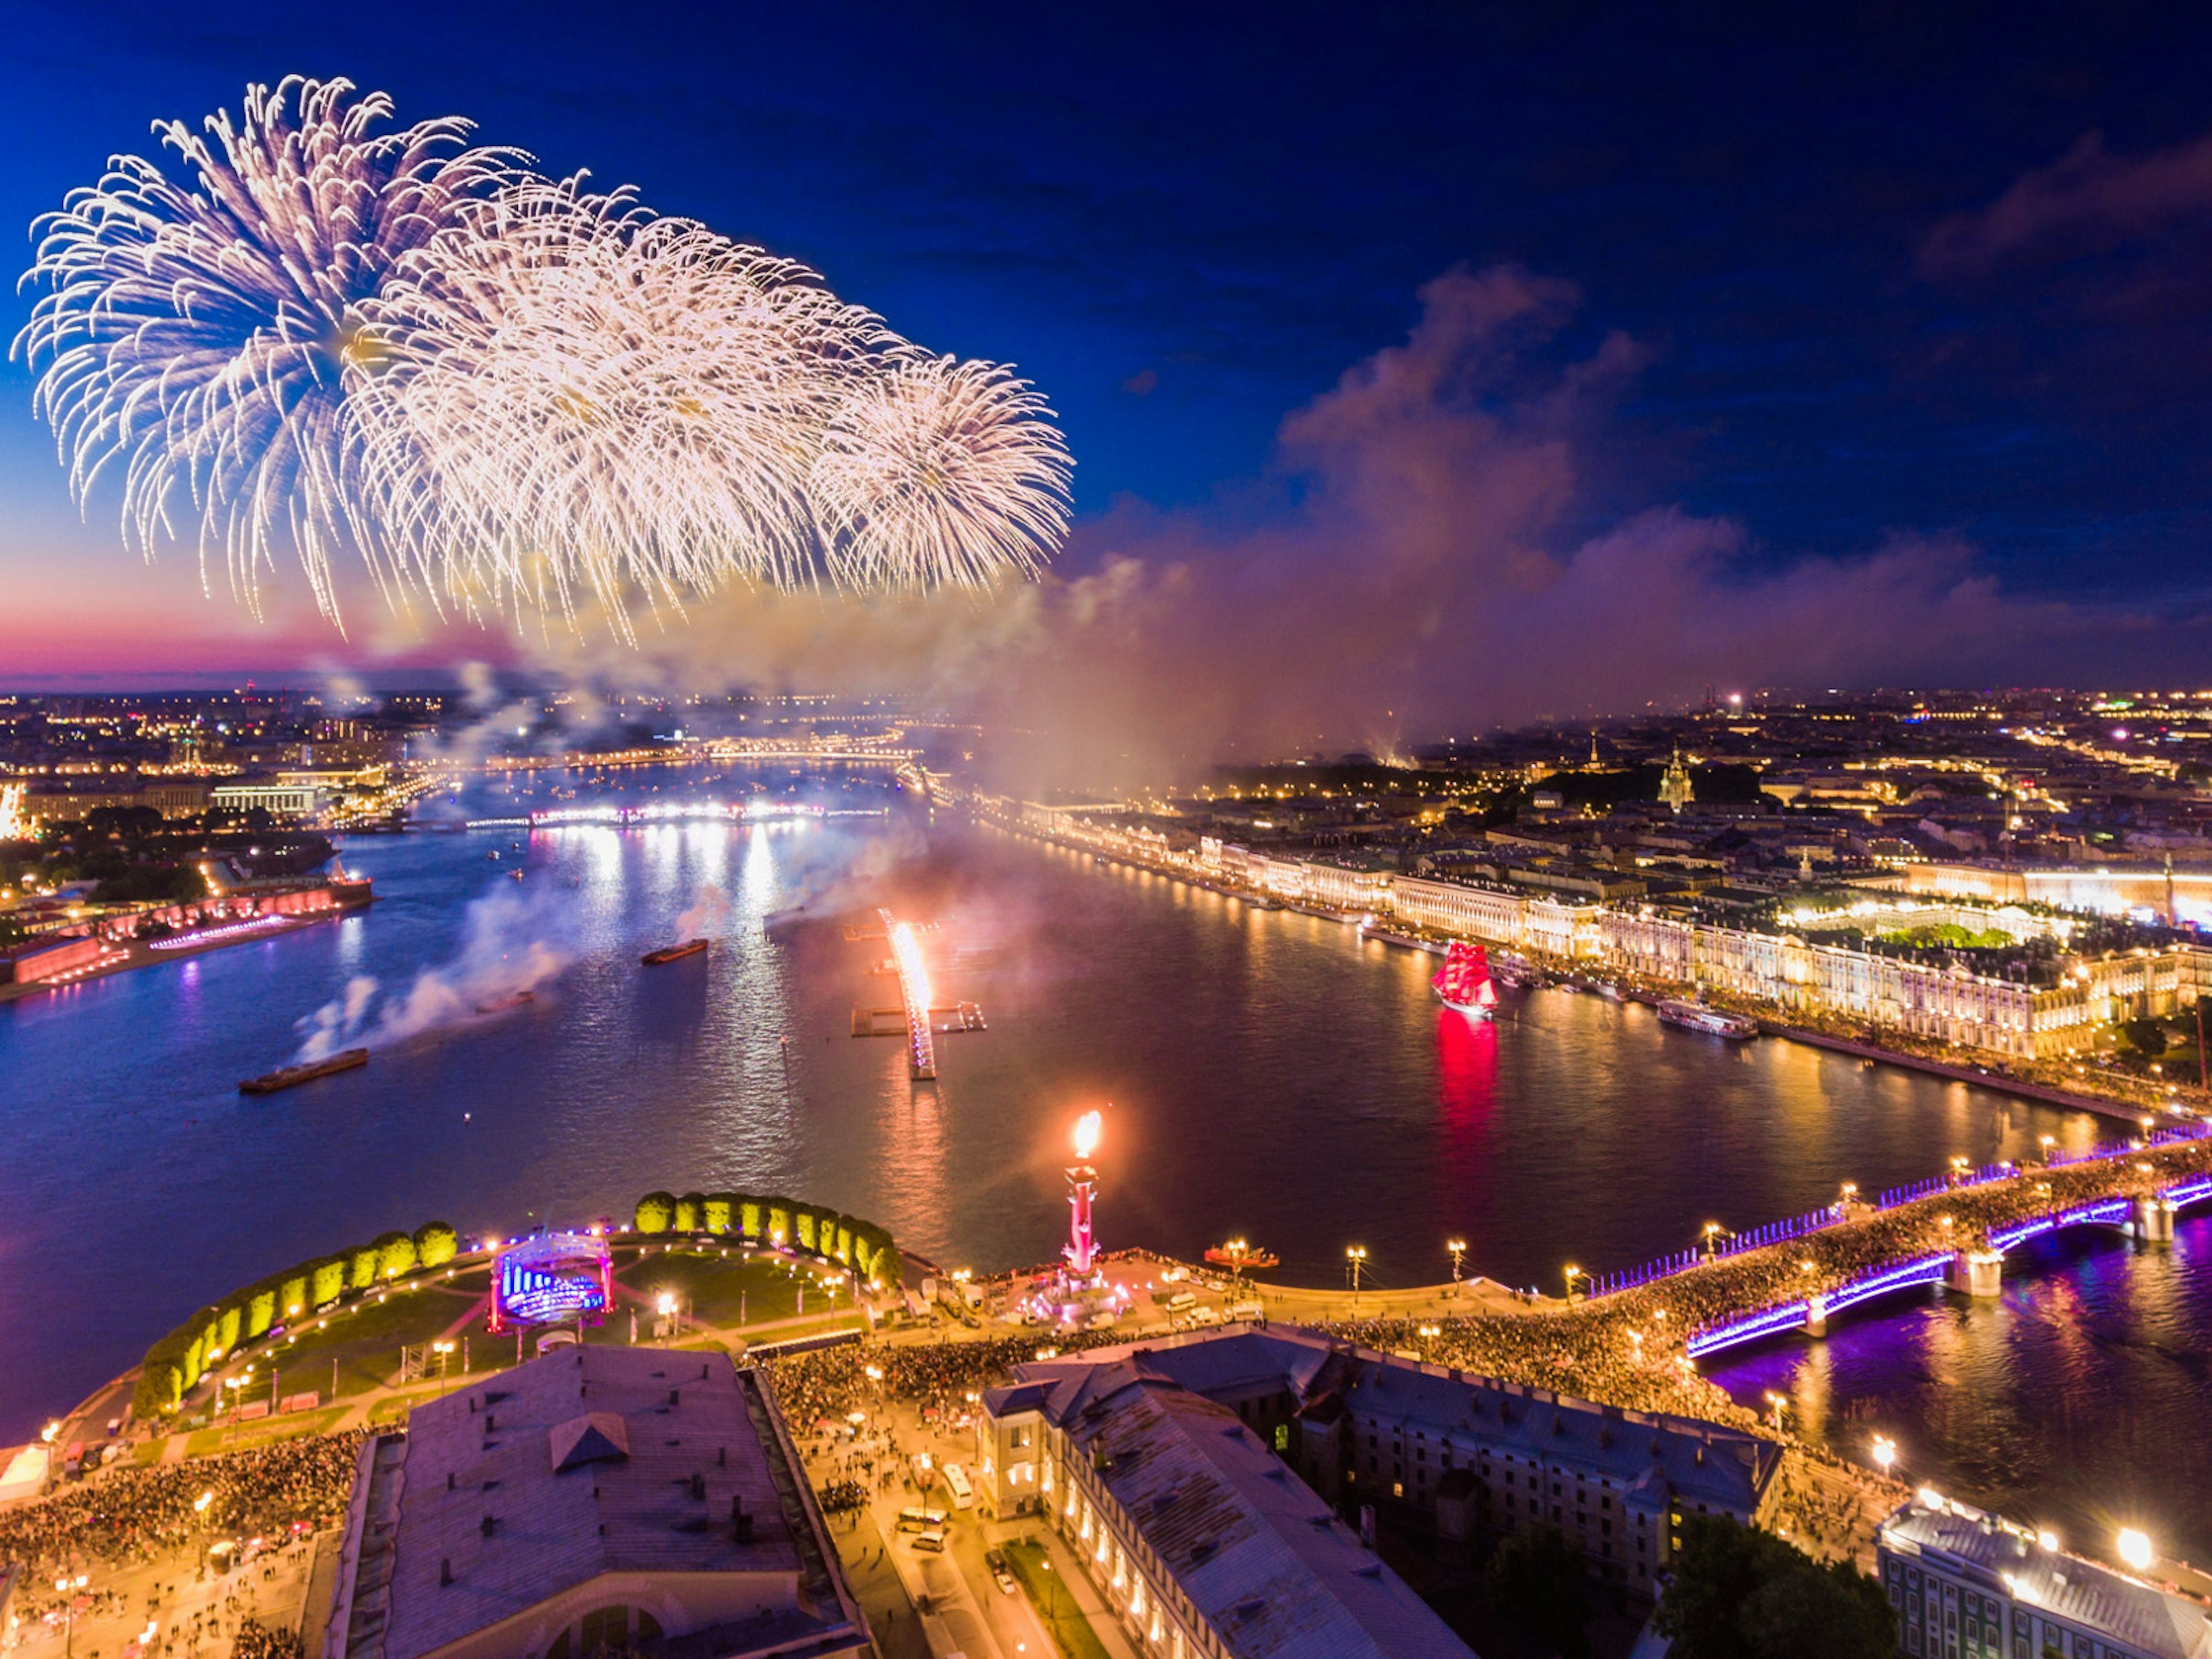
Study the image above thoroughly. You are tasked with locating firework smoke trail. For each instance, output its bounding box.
[15,79,1073,634]
[11,77,522,630]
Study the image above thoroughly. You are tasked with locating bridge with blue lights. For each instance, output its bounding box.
[1677,1158,2212,1361]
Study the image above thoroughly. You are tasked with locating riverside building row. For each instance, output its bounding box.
[974,1325,1781,1659]
[991,800,2209,1060]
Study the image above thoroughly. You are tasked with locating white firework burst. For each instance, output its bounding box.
[810,352,1073,593]
[12,75,521,627]
[16,78,1074,638]
[354,177,894,632]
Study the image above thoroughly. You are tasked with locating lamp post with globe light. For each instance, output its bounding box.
[1344,1246,1367,1309]
[2117,1528,2156,1575]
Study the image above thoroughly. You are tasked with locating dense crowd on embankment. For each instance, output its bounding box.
[1319,1132,2212,1427]
[0,1431,366,1570]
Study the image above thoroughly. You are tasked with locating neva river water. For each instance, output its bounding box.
[3,768,2206,1562]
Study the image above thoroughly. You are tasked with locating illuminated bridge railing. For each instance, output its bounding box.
[1685,1300,1810,1360]
[2164,1174,2212,1207]
[1592,1122,2210,1307]
[2050,1122,2209,1168]
[1877,1161,2018,1211]
[1684,1252,1955,1359]
[1821,1252,1953,1316]
[1589,1204,1842,1297]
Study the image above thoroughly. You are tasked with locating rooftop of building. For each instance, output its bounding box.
[1881,1497,2212,1659]
[1029,1324,1777,1517]
[1014,1355,1475,1659]
[336,1347,857,1659]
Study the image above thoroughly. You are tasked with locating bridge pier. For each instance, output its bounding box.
[1948,1250,2004,1298]
[2137,1197,2176,1243]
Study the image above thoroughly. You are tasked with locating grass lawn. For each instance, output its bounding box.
[613,1245,857,1331]
[238,1279,487,1401]
[1003,1539,1114,1659]
[183,1403,352,1457]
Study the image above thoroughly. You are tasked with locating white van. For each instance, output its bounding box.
[1165,1290,1198,1313]
[941,1461,974,1510]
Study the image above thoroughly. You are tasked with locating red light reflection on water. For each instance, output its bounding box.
[1435,1007,1498,1127]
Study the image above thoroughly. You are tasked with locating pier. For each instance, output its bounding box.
[881,908,938,1080]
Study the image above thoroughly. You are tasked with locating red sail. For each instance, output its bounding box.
[1433,941,1495,1008]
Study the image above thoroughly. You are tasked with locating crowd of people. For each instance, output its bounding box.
[0,1432,366,1572]
[762,1330,1126,1430]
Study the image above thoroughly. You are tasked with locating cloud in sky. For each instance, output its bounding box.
[539,264,2088,786]
[1922,128,2212,276]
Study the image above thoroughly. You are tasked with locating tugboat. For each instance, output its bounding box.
[240,1048,368,1094]
[1431,941,1498,1018]
[641,937,709,966]
[475,990,536,1014]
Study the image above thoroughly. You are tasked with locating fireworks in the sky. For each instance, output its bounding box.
[12,77,1071,635]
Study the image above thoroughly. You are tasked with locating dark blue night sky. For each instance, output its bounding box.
[2,1,2210,702]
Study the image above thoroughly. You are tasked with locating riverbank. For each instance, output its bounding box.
[979,810,2198,1131]
[0,904,365,1006]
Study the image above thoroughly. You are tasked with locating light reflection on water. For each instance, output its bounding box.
[0,767,2203,1559]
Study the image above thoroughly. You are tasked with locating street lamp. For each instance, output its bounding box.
[1702,1221,1722,1259]
[433,1339,455,1396]
[55,1573,88,1659]
[1871,1435,1897,1476]
[1446,1238,1467,1289]
[2116,1528,2155,1574]
[1344,1246,1367,1306]
[1763,1391,1789,1430]
[2039,1134,2057,1164]
[1563,1264,1583,1302]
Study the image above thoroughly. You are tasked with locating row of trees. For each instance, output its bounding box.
[1483,1516,1895,1659]
[134,1220,459,1418]
[632,1190,902,1291]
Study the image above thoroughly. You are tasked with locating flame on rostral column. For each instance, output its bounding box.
[1073,1109,1102,1161]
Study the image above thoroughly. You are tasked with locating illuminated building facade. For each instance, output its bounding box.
[1877,1494,2212,1659]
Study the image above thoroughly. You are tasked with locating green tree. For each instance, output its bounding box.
[279,1271,310,1321]
[310,1256,346,1306]
[1658,1516,1896,1659]
[213,1304,242,1357]
[868,1244,904,1291]
[245,1287,278,1340]
[1739,1560,1898,1659]
[376,1230,417,1278]
[1486,1525,1590,1659]
[2124,1018,2168,1058]
[738,1198,763,1238]
[675,1191,704,1233]
[413,1220,458,1268]
[767,1202,793,1248]
[635,1191,676,1233]
[348,1244,381,1291]
[703,1194,734,1234]
[794,1207,818,1253]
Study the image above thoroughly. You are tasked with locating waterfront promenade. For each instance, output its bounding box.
[975,807,2205,1128]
